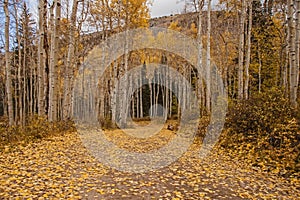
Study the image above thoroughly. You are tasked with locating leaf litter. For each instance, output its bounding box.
[0,125,299,199]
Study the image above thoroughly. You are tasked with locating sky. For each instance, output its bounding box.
[149,0,219,18]
[24,0,186,19]
[150,0,185,18]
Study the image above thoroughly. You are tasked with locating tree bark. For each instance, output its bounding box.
[22,6,28,126]
[63,0,78,120]
[4,0,14,126]
[244,0,252,99]
[119,0,129,128]
[140,70,143,118]
[288,0,297,107]
[197,0,204,113]
[238,0,246,99]
[295,0,300,101]
[13,2,23,125]
[48,0,61,121]
[206,0,212,112]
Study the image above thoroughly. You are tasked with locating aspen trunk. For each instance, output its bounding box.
[139,70,143,118]
[63,0,78,120]
[48,0,61,121]
[283,37,289,97]
[149,78,153,118]
[38,0,48,116]
[119,0,129,127]
[206,0,212,112]
[111,61,118,123]
[238,0,246,99]
[23,16,27,125]
[14,2,23,125]
[295,0,300,100]
[4,0,14,126]
[197,0,204,113]
[288,0,297,107]
[244,0,252,100]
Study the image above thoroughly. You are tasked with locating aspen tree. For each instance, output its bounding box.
[48,0,61,121]
[288,0,297,107]
[238,0,246,99]
[4,0,14,126]
[244,0,252,99]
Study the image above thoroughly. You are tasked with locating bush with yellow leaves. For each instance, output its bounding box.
[220,88,300,178]
[0,116,76,152]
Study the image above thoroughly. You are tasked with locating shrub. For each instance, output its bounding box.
[0,116,76,152]
[225,88,294,136]
[220,88,300,177]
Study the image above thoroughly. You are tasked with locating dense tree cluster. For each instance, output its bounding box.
[0,0,150,126]
[0,0,299,129]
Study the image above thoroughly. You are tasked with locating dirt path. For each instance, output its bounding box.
[0,130,299,199]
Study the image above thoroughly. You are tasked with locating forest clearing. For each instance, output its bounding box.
[0,122,299,199]
[1,0,300,199]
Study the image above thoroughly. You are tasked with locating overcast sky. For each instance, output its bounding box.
[150,0,219,18]
[150,0,185,17]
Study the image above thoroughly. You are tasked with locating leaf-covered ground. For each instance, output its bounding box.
[0,125,299,199]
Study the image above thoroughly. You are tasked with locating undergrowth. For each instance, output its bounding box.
[0,116,76,152]
[218,89,300,178]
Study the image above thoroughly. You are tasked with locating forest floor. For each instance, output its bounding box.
[0,122,299,199]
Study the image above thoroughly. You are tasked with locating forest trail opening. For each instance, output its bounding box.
[0,123,299,199]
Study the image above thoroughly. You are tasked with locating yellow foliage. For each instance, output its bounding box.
[168,21,181,31]
[189,22,198,38]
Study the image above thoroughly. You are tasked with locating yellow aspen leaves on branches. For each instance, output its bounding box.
[110,0,150,28]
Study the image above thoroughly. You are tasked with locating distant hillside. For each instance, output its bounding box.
[149,11,237,35]
[150,12,199,29]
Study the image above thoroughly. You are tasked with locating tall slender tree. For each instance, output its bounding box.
[244,0,253,99]
[13,1,23,124]
[288,0,297,107]
[37,0,47,116]
[197,0,204,111]
[295,0,300,100]
[63,0,79,120]
[4,0,14,126]
[238,0,247,99]
[48,0,61,121]
[206,0,211,112]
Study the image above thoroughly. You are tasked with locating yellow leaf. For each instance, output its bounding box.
[97,189,105,195]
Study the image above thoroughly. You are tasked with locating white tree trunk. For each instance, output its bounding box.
[48,0,61,121]
[244,0,252,99]
[63,0,78,120]
[206,0,212,112]
[197,0,204,113]
[119,0,130,128]
[295,0,300,101]
[111,61,118,122]
[140,70,143,118]
[14,2,23,125]
[4,0,14,126]
[149,77,153,118]
[288,0,297,107]
[22,13,27,126]
[238,0,246,99]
